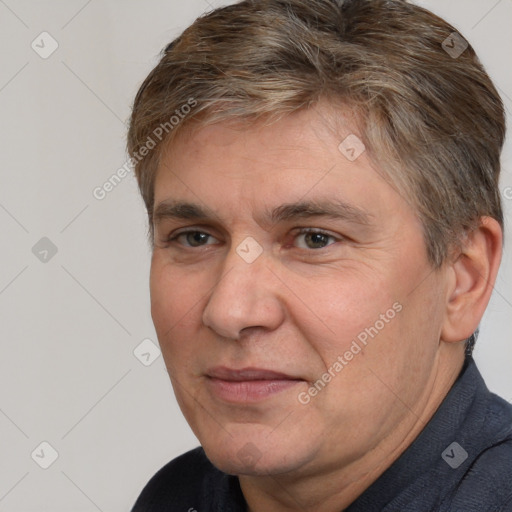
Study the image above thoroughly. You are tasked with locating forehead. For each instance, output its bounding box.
[168,103,362,161]
[153,105,418,231]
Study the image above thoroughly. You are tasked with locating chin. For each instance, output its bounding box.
[201,431,312,477]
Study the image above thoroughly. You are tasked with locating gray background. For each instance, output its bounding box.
[0,0,510,510]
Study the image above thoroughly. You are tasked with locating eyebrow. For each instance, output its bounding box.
[152,198,373,228]
[267,199,373,227]
[153,201,209,224]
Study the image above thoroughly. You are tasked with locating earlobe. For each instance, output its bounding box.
[441,217,502,343]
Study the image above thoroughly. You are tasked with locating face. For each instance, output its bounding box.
[150,105,450,477]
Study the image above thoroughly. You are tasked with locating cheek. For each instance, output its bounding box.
[149,258,206,357]
[290,269,398,357]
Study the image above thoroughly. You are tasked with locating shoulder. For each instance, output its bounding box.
[131,447,222,512]
[448,440,512,512]
[448,393,512,511]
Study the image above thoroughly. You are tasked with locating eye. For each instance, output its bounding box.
[294,228,339,249]
[168,230,219,247]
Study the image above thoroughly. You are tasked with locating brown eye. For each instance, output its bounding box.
[170,231,218,247]
[294,229,338,249]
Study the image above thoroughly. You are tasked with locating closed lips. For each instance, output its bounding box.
[206,367,302,381]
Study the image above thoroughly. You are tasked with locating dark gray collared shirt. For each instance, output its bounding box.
[132,357,512,511]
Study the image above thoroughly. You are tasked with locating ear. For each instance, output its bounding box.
[441,217,503,343]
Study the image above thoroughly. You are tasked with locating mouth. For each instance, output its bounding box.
[205,366,304,403]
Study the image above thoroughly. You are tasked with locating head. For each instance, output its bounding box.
[128,0,504,478]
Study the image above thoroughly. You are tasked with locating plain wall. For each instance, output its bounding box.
[0,0,510,510]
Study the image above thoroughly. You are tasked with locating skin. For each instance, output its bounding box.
[149,103,502,512]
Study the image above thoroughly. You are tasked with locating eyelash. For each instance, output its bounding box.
[166,228,341,250]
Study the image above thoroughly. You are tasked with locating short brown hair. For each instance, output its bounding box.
[127,0,505,267]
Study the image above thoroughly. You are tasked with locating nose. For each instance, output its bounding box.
[201,244,285,340]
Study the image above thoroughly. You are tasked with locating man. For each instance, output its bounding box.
[129,0,512,510]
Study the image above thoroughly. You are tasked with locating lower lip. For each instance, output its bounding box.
[206,378,302,403]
